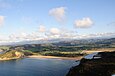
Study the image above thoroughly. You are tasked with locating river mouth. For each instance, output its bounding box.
[0,58,79,76]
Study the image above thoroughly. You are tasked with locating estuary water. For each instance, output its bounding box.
[0,58,79,76]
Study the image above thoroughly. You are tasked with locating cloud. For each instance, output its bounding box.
[49,7,66,23]
[50,28,60,35]
[0,35,8,41]
[0,16,5,26]
[9,32,28,40]
[0,30,115,44]
[39,25,46,32]
[45,28,78,39]
[74,17,93,28]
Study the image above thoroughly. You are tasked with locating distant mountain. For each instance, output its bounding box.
[0,37,114,53]
[0,36,115,46]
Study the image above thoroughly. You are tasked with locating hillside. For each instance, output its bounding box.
[8,38,115,52]
[0,50,34,60]
[66,51,115,76]
[0,38,115,60]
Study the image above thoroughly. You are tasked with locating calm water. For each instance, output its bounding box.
[0,58,79,76]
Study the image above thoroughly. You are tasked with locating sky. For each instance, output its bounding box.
[0,0,115,43]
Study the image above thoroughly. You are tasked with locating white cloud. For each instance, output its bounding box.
[39,25,46,32]
[0,35,8,41]
[9,32,28,40]
[0,16,5,26]
[49,7,66,23]
[59,30,77,38]
[45,28,78,39]
[0,31,115,44]
[8,31,48,42]
[74,17,93,28]
[50,28,60,35]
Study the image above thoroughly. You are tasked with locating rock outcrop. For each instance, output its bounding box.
[66,51,115,76]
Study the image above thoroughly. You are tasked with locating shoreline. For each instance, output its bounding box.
[0,55,83,61]
[1,50,113,61]
[27,55,83,60]
[27,50,114,60]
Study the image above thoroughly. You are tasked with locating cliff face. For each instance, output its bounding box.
[66,51,115,76]
[0,50,33,60]
[15,51,24,57]
[0,50,25,60]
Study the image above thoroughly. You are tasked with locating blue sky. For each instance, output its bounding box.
[0,0,115,42]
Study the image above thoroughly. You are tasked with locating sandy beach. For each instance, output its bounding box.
[27,50,115,60]
[27,55,83,60]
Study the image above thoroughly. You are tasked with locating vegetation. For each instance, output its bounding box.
[0,38,115,60]
[0,49,34,60]
[39,51,86,57]
[0,50,24,60]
